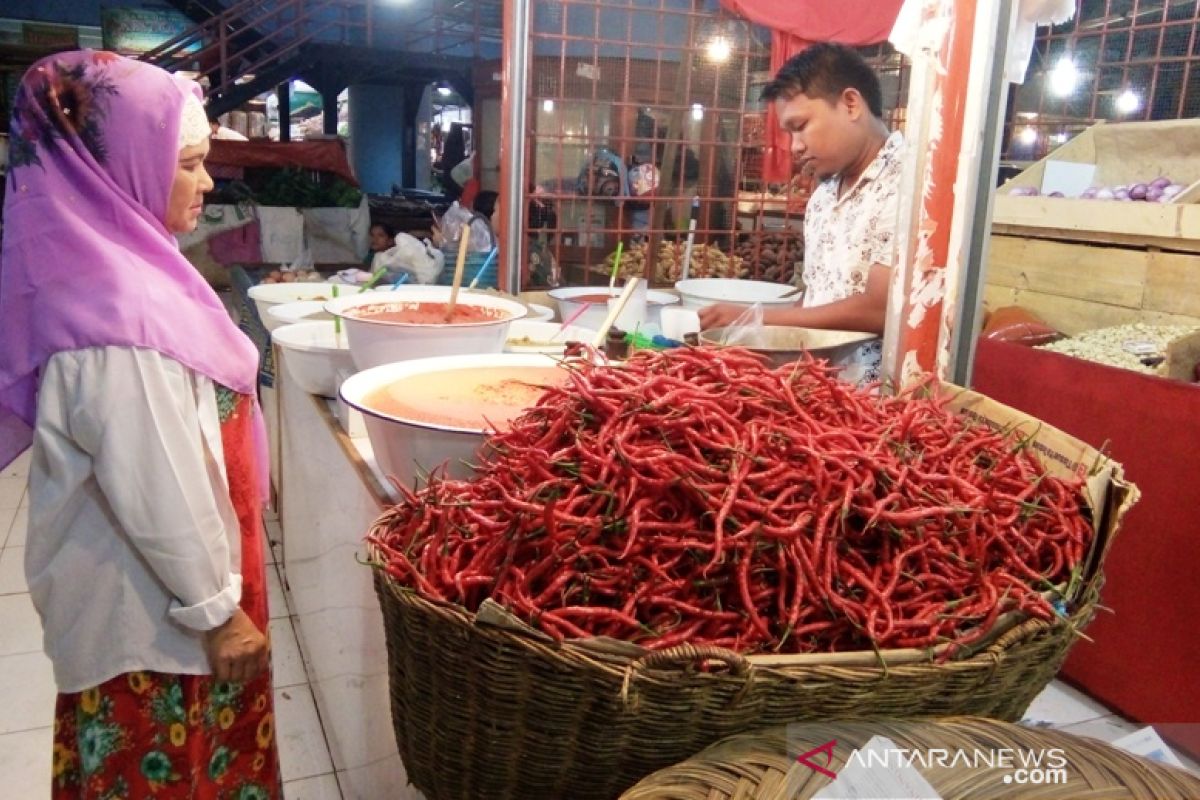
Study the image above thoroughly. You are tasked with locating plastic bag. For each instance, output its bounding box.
[982,306,1061,346]
[439,201,493,253]
[716,303,766,348]
[373,233,445,284]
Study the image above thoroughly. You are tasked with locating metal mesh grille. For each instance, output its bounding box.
[1006,0,1200,161]
[520,0,910,290]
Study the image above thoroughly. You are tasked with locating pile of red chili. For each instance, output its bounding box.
[368,347,1093,657]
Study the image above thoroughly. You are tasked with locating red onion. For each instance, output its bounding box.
[1114,188,1131,201]
[1150,176,1172,190]
[1129,183,1149,200]
[1080,187,1099,199]
[1146,186,1165,202]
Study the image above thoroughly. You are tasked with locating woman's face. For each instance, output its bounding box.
[370,225,392,251]
[165,138,214,234]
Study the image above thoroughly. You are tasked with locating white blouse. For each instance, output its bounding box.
[27,347,243,692]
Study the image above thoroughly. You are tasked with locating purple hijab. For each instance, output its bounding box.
[0,51,264,478]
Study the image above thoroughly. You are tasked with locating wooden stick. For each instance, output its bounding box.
[445,230,472,321]
[591,277,640,348]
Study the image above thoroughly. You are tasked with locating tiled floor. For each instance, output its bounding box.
[0,451,1195,798]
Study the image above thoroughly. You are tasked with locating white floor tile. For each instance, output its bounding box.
[336,755,420,800]
[0,506,17,549]
[0,650,55,735]
[0,726,51,800]
[0,547,27,595]
[284,772,343,800]
[275,684,334,782]
[268,566,290,618]
[6,507,28,548]
[2,451,30,480]
[0,593,43,656]
[0,478,25,511]
[270,618,308,689]
[1024,680,1114,727]
[1057,714,1144,745]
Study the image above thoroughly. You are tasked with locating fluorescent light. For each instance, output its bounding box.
[437,85,453,97]
[706,36,732,63]
[691,103,705,121]
[1052,133,1068,145]
[1018,126,1038,146]
[1116,89,1140,114]
[1049,57,1077,97]
[542,99,555,113]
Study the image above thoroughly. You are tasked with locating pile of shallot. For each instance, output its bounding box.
[1009,176,1187,202]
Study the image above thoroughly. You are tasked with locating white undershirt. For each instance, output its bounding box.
[27,347,242,692]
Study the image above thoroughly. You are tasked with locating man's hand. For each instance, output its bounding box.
[204,609,269,683]
[698,302,751,330]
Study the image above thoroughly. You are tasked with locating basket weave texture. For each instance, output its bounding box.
[371,529,1102,800]
[620,717,1200,800]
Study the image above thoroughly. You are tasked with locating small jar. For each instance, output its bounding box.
[605,328,629,360]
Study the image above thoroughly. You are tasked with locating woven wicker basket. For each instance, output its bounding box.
[372,553,1102,800]
[620,717,1200,799]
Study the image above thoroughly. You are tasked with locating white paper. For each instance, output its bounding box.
[576,62,600,81]
[1041,160,1097,198]
[812,736,943,800]
[1112,727,1187,769]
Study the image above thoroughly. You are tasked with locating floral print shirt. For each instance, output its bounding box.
[802,131,905,382]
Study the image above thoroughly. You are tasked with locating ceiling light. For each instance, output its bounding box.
[1116,89,1140,114]
[542,99,555,113]
[691,103,705,121]
[706,36,732,63]
[437,84,453,97]
[1049,57,1078,97]
[1018,126,1038,146]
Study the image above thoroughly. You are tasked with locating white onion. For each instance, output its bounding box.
[1096,188,1115,200]
[1114,188,1130,200]
[1162,183,1185,198]
[1080,187,1099,199]
[1146,186,1165,202]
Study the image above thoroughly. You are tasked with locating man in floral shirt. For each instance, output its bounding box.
[700,44,902,383]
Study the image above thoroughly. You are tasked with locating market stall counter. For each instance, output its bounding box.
[273,358,419,799]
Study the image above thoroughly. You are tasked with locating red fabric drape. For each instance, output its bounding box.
[721,0,906,182]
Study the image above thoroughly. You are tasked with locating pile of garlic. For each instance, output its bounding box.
[1037,323,1197,374]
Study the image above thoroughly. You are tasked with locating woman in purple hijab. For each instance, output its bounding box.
[1,51,280,797]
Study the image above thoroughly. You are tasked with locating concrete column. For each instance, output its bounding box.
[348,83,407,195]
[276,82,291,142]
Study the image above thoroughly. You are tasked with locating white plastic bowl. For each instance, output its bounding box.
[504,320,597,354]
[548,286,679,331]
[339,353,564,487]
[674,278,801,311]
[271,321,356,397]
[525,303,556,322]
[324,285,528,371]
[247,282,347,326]
[265,300,333,332]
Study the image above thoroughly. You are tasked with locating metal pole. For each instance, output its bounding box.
[500,0,532,295]
[950,0,1016,386]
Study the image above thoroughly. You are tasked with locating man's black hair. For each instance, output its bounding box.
[760,43,884,119]
[474,190,499,218]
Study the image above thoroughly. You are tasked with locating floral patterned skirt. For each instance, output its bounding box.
[52,670,280,799]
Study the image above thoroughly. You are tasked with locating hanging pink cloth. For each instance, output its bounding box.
[720,0,907,182]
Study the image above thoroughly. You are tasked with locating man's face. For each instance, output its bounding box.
[775,90,861,181]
